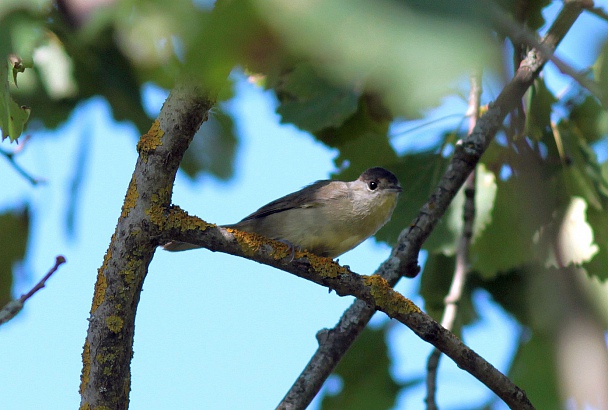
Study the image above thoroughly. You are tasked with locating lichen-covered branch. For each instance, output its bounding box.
[79,84,215,410]
[161,207,533,409]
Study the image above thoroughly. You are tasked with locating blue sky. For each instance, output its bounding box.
[1,2,608,408]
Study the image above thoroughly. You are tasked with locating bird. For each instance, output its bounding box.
[163,167,402,258]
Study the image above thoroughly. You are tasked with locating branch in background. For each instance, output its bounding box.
[162,208,534,410]
[489,1,607,107]
[426,73,482,410]
[273,2,585,409]
[0,137,43,185]
[0,256,66,326]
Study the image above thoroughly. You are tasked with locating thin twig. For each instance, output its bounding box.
[0,255,66,326]
[389,113,465,139]
[588,6,608,22]
[0,138,42,185]
[20,256,66,303]
[425,73,482,410]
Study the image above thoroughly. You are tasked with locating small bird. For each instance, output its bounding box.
[164,167,402,258]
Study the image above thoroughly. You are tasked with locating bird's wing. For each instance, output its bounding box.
[236,179,347,222]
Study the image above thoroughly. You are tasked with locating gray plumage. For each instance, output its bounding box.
[163,167,402,258]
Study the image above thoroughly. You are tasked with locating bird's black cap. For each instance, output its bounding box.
[359,167,401,190]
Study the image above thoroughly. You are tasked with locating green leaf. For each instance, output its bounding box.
[180,108,237,180]
[252,0,500,117]
[274,63,359,133]
[525,78,556,141]
[515,0,552,30]
[594,41,608,104]
[584,201,608,281]
[569,96,608,144]
[471,177,542,279]
[0,10,36,141]
[555,121,608,209]
[420,253,477,329]
[184,0,281,92]
[509,333,560,410]
[321,326,417,410]
[1,57,30,142]
[66,28,152,134]
[424,163,497,255]
[470,267,529,326]
[316,96,395,163]
[420,253,456,322]
[0,207,29,307]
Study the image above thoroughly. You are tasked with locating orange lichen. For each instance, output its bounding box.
[230,229,265,257]
[271,242,292,260]
[163,206,213,234]
[106,315,124,334]
[308,253,349,278]
[119,258,139,286]
[225,227,300,260]
[364,275,421,317]
[96,348,117,365]
[146,187,190,230]
[95,347,119,378]
[121,178,138,218]
[91,268,108,315]
[80,341,91,395]
[136,120,164,161]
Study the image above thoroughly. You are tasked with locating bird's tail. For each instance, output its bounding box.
[162,241,201,252]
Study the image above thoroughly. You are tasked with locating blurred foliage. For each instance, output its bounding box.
[271,63,360,133]
[0,0,607,408]
[425,163,498,255]
[181,108,237,180]
[1,57,31,142]
[420,253,477,330]
[509,332,560,410]
[0,207,29,307]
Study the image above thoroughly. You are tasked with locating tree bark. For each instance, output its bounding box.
[79,83,215,410]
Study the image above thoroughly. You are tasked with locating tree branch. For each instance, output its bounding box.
[274,2,585,409]
[426,72,482,410]
[79,83,216,410]
[0,137,42,185]
[161,208,534,409]
[588,5,608,22]
[0,255,66,326]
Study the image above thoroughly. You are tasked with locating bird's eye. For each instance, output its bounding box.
[368,181,378,190]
